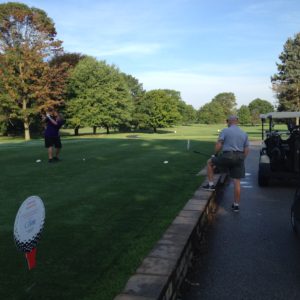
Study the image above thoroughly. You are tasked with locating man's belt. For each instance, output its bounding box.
[223,151,244,153]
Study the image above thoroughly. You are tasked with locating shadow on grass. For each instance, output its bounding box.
[60,128,177,138]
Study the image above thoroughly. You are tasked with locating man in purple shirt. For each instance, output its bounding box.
[44,108,64,163]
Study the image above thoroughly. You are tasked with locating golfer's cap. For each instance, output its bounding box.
[227,115,238,121]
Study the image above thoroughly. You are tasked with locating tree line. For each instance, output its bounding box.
[197,93,274,125]
[0,2,299,139]
[0,2,199,139]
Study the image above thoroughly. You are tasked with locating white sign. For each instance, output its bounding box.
[14,196,45,252]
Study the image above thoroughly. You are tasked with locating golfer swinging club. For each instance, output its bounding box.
[43,108,64,163]
[201,115,249,212]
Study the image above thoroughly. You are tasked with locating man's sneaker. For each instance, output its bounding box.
[48,158,53,163]
[201,183,215,191]
[231,203,239,212]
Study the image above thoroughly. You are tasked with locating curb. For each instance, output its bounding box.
[114,173,226,300]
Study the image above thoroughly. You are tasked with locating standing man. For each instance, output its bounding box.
[44,108,64,163]
[201,115,249,212]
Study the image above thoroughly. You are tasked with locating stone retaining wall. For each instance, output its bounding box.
[114,173,225,300]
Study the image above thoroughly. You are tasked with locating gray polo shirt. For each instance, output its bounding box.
[218,125,249,152]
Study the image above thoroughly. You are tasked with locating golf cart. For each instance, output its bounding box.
[258,111,300,187]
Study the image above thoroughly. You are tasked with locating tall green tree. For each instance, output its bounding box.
[237,105,251,125]
[211,92,237,117]
[248,98,274,125]
[271,32,300,111]
[198,102,225,124]
[138,89,181,132]
[121,73,145,129]
[67,57,133,134]
[49,52,86,68]
[0,2,68,140]
[121,73,145,100]
[178,101,197,124]
[158,90,197,124]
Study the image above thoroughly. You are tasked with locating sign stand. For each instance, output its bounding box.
[25,248,37,270]
[14,196,45,270]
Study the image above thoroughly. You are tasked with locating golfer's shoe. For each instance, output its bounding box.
[48,159,53,163]
[201,184,215,191]
[231,203,239,212]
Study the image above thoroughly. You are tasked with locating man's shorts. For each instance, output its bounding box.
[44,136,62,148]
[211,152,245,179]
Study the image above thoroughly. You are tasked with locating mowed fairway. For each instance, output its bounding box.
[0,124,260,299]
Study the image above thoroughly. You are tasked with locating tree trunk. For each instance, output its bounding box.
[24,118,30,141]
[74,126,79,136]
[153,127,157,133]
[23,99,30,140]
[106,126,110,134]
[93,126,97,134]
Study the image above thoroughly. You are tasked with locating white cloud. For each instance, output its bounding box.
[179,60,276,77]
[95,43,163,56]
[63,41,163,59]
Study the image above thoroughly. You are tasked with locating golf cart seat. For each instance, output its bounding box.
[286,128,300,173]
[264,131,288,171]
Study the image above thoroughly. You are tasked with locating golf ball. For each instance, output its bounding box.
[36,159,41,163]
[83,158,86,161]
[164,161,168,164]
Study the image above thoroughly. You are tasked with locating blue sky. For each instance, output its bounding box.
[8,0,300,109]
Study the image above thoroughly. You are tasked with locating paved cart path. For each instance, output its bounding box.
[183,143,300,300]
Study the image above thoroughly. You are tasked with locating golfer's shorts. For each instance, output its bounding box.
[45,136,62,148]
[212,152,245,179]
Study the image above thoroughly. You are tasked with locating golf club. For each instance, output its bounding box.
[193,150,217,157]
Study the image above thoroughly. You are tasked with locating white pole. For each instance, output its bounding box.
[187,140,190,151]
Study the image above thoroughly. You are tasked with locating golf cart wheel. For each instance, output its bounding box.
[258,163,269,187]
[291,205,297,233]
[291,188,300,234]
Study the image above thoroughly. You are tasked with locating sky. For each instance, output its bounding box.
[5,0,300,109]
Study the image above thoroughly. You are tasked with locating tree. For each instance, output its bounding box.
[0,2,68,140]
[178,101,197,124]
[237,105,251,125]
[138,89,181,132]
[159,90,197,124]
[121,73,145,129]
[211,92,237,118]
[248,98,274,125]
[121,73,145,100]
[271,32,300,111]
[49,52,86,68]
[197,102,225,124]
[67,57,133,134]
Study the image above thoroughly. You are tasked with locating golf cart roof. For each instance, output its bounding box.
[260,112,300,119]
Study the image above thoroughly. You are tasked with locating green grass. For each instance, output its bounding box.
[0,124,261,299]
